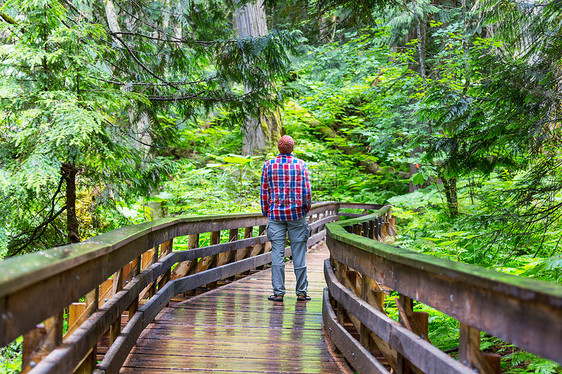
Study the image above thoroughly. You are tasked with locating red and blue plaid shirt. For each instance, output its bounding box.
[260,153,311,221]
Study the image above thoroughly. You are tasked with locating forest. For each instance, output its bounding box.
[1,0,561,372]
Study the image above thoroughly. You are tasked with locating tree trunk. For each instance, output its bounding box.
[104,0,120,33]
[441,174,459,218]
[414,1,426,83]
[235,0,282,155]
[62,163,80,243]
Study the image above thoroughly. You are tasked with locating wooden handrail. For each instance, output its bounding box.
[1,201,382,373]
[324,206,562,374]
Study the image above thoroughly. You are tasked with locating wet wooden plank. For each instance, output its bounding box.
[122,355,345,373]
[120,244,351,374]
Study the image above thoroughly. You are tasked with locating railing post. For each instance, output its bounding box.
[256,225,267,269]
[170,234,199,295]
[21,312,63,373]
[368,219,375,239]
[171,235,197,282]
[459,323,501,374]
[66,291,100,370]
[359,274,398,371]
[142,246,159,298]
[359,276,373,352]
[248,226,266,270]
[395,294,430,341]
[158,240,173,290]
[188,234,200,255]
[185,234,200,295]
[236,227,253,276]
[395,294,429,372]
[22,326,44,372]
[386,209,397,236]
[361,222,369,237]
[109,268,124,345]
[221,228,239,281]
[72,288,98,373]
[217,229,238,268]
[197,231,220,288]
[128,256,141,319]
[237,226,252,262]
[68,303,86,335]
[335,261,347,326]
[396,295,414,374]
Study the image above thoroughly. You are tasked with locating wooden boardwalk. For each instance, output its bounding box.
[120,243,351,373]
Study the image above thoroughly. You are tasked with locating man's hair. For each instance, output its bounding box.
[278,135,294,154]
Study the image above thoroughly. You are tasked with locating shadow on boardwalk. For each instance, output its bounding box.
[120,243,351,374]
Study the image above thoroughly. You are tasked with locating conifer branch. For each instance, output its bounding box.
[87,74,206,87]
[111,31,184,43]
[110,31,234,46]
[147,91,248,102]
[62,0,97,24]
[110,33,181,91]
[0,12,17,25]
[115,2,177,42]
[8,176,66,256]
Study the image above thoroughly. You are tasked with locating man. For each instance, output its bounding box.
[260,135,312,302]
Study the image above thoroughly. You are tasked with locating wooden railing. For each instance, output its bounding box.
[323,206,562,374]
[0,201,358,374]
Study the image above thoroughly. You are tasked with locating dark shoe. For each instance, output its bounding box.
[297,293,311,301]
[268,294,284,302]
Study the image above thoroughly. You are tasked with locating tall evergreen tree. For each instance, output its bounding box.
[0,0,295,255]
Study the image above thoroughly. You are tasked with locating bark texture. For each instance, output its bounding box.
[441,174,459,218]
[62,163,80,244]
[236,0,282,155]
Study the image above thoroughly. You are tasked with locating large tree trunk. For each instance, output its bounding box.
[235,0,283,155]
[240,109,283,155]
[62,163,80,243]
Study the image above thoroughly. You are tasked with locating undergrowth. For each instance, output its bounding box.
[0,337,21,374]
[388,177,562,373]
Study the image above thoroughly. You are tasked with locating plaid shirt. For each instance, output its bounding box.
[260,153,311,221]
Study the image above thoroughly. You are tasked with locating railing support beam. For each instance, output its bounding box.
[459,323,500,374]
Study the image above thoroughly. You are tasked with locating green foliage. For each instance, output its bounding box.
[390,182,562,372]
[0,0,153,254]
[284,27,415,199]
[506,352,561,374]
[0,0,298,256]
[0,336,21,374]
[2,0,562,371]
[390,177,562,279]
[154,157,262,217]
[389,179,561,370]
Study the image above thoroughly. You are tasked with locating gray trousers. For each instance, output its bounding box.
[266,216,310,296]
